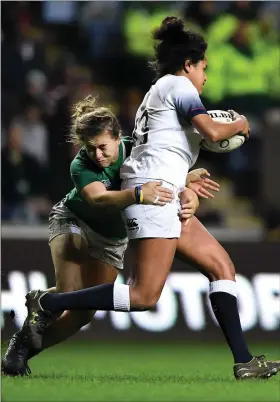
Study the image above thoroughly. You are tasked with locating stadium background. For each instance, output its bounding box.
[1,1,280,401]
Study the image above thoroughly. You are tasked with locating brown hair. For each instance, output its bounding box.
[70,95,121,146]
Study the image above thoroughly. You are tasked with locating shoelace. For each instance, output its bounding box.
[255,355,268,368]
[256,354,269,362]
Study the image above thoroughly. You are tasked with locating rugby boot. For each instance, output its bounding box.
[25,290,52,351]
[234,355,280,380]
[2,329,32,376]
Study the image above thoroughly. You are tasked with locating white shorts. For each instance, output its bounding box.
[121,178,182,239]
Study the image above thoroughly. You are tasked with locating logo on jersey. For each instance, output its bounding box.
[102,179,112,189]
[126,218,139,230]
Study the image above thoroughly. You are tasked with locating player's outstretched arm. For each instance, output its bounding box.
[81,181,174,210]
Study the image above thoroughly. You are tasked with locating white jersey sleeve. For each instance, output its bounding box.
[121,75,207,191]
[167,77,208,120]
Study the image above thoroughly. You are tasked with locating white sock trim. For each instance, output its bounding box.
[209,280,237,298]
[113,284,131,311]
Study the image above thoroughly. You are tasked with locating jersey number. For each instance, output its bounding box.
[133,109,149,145]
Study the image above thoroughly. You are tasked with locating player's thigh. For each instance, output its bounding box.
[176,216,235,281]
[82,257,119,288]
[129,238,177,306]
[51,219,124,293]
[49,233,92,326]
[50,233,88,292]
[122,178,180,306]
[79,215,128,272]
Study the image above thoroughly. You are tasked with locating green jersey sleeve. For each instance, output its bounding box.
[70,151,99,193]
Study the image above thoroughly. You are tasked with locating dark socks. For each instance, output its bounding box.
[210,292,253,363]
[40,284,115,313]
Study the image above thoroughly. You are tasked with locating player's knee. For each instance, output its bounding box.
[209,255,236,281]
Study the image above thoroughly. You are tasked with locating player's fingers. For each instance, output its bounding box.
[199,187,215,197]
[180,204,195,212]
[201,180,219,190]
[198,192,209,199]
[180,207,193,214]
[180,212,193,219]
[197,189,209,198]
[202,190,215,198]
[207,184,220,191]
[204,178,220,188]
[157,187,173,195]
[157,187,173,196]
[202,182,219,191]
[204,183,220,192]
[157,193,173,202]
[180,206,192,213]
[159,196,174,203]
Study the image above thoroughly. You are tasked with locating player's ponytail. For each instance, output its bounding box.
[69,96,121,146]
[150,16,207,80]
[153,16,184,42]
[72,95,98,119]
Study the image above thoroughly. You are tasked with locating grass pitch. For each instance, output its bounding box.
[2,341,279,401]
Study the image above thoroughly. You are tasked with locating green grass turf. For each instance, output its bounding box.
[2,341,280,401]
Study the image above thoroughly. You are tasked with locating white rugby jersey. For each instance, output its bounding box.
[120,74,208,191]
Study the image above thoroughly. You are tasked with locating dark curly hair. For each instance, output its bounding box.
[150,16,208,79]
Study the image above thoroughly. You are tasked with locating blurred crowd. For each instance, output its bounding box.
[1,1,280,236]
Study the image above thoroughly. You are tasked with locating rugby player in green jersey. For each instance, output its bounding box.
[3,95,207,376]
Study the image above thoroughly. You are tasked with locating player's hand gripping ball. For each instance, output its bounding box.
[200,110,246,153]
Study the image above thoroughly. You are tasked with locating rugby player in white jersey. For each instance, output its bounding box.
[23,17,280,380]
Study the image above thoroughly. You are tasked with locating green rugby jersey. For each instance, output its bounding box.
[64,138,133,240]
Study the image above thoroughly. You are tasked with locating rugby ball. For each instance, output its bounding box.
[200,110,245,153]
